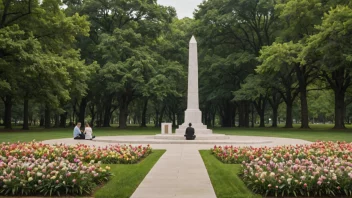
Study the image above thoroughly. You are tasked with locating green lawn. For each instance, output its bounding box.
[214,124,352,142]
[94,150,165,198]
[1,124,352,143]
[199,150,261,198]
[0,126,159,142]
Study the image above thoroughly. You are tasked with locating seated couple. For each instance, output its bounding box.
[73,122,95,140]
[184,123,196,140]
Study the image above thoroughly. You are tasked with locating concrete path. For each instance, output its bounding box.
[131,145,216,198]
[43,136,311,198]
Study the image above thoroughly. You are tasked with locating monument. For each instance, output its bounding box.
[175,36,213,135]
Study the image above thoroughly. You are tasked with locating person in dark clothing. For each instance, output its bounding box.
[184,123,196,140]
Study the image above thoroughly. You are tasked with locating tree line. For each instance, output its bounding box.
[1,0,352,130]
[194,0,352,129]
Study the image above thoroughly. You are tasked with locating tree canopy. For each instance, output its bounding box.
[1,0,352,130]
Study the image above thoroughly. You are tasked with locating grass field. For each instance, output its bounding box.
[0,124,351,142]
[94,150,165,198]
[0,126,158,142]
[214,125,352,142]
[199,150,260,198]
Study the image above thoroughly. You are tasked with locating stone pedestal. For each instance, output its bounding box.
[161,123,172,135]
[175,123,212,134]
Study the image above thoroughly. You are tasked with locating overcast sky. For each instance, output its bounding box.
[158,0,204,19]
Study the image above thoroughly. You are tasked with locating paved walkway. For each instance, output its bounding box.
[43,136,311,198]
[131,145,216,198]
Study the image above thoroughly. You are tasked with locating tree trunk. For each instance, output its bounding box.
[244,101,250,127]
[268,92,281,128]
[141,98,149,127]
[154,109,159,127]
[54,114,60,127]
[60,112,67,127]
[118,104,128,129]
[285,101,293,128]
[3,96,12,129]
[299,89,310,128]
[40,115,44,127]
[295,65,310,129]
[98,111,103,127]
[333,89,346,129]
[232,106,236,127]
[251,103,254,127]
[259,110,265,127]
[220,100,234,127]
[206,108,212,127]
[89,105,95,127]
[29,115,33,126]
[72,103,76,125]
[103,97,113,127]
[78,97,88,125]
[118,96,130,129]
[253,96,266,127]
[272,106,278,127]
[22,98,29,130]
[177,112,183,125]
[44,105,51,128]
[238,101,244,127]
[158,105,166,127]
[203,108,207,125]
[172,113,176,127]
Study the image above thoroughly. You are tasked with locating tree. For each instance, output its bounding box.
[257,42,301,128]
[308,89,334,124]
[64,0,180,129]
[301,6,352,129]
[233,74,268,127]
[0,0,91,129]
[195,0,280,127]
[0,25,40,129]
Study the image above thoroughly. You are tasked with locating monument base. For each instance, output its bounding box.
[175,123,213,135]
[155,134,229,140]
[175,128,213,134]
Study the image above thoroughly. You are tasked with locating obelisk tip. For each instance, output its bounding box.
[190,35,197,43]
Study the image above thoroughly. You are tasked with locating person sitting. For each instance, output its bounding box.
[184,123,196,140]
[73,122,85,139]
[84,123,95,140]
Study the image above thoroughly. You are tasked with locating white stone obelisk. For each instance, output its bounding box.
[175,36,212,135]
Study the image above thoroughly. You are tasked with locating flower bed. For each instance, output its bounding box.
[212,141,352,164]
[0,142,153,196]
[211,142,352,197]
[0,156,111,196]
[0,142,153,164]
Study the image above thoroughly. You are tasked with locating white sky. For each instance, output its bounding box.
[158,0,204,19]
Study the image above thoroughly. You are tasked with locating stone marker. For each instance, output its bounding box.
[175,36,213,135]
[161,123,172,135]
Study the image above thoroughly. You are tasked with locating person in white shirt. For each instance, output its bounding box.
[73,122,85,139]
[84,123,95,140]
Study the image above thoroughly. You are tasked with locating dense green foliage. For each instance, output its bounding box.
[194,0,352,129]
[1,0,352,130]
